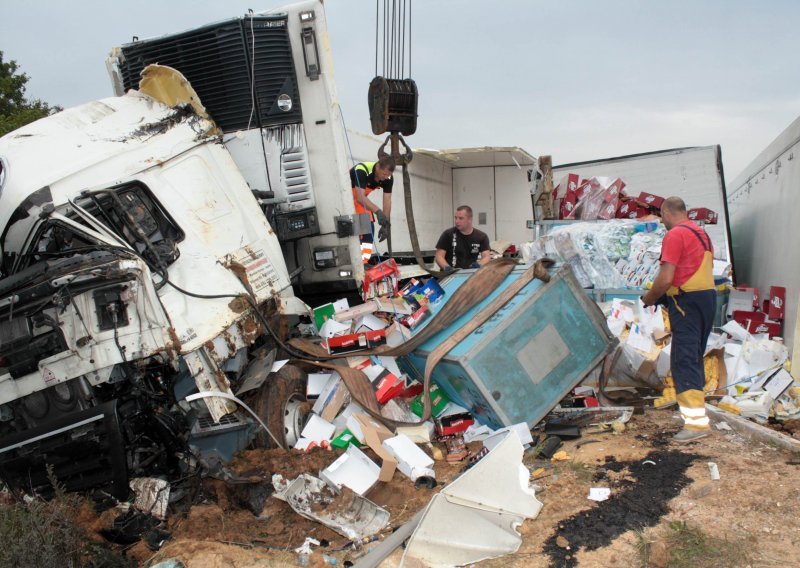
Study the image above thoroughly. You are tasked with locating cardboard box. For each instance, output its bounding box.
[306,373,333,399]
[636,192,665,210]
[352,414,397,482]
[597,201,618,220]
[410,383,451,418]
[560,189,577,219]
[401,305,430,330]
[604,177,626,201]
[320,445,380,495]
[382,435,435,482]
[553,173,580,200]
[434,412,474,437]
[737,286,760,308]
[687,207,718,224]
[363,365,405,404]
[768,286,786,320]
[483,423,534,451]
[311,374,351,422]
[325,329,387,354]
[300,413,336,443]
[727,289,758,320]
[732,310,765,328]
[313,299,349,331]
[616,199,636,219]
[745,320,781,337]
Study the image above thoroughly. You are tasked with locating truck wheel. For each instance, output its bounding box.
[251,364,309,449]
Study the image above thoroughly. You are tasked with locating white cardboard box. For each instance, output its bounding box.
[300,413,335,443]
[483,423,533,451]
[381,435,435,481]
[320,445,380,496]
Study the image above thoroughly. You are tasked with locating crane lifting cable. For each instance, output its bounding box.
[369,1,450,277]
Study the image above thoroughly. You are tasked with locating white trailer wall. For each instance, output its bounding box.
[728,116,800,351]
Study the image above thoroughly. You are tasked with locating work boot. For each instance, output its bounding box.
[672,429,709,444]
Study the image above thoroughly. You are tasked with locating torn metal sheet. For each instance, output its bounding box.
[546,406,634,427]
[402,431,542,567]
[273,473,389,541]
[130,477,170,520]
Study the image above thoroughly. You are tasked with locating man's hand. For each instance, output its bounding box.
[375,209,390,242]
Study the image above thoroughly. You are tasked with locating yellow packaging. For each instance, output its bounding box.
[718,402,741,415]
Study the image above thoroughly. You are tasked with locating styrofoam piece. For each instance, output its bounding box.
[402,431,542,566]
[273,473,389,540]
[300,413,335,443]
[380,398,417,423]
[483,423,533,451]
[588,487,611,501]
[382,434,435,481]
[320,445,381,496]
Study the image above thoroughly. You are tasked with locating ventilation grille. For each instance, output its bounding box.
[118,15,302,132]
[195,412,245,434]
[280,147,313,210]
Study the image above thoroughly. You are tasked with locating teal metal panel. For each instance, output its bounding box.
[399,266,617,429]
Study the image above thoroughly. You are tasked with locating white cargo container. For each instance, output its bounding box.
[728,116,800,351]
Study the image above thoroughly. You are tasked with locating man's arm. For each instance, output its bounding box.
[382,192,392,220]
[434,249,449,270]
[478,249,492,266]
[353,186,380,213]
[641,262,676,306]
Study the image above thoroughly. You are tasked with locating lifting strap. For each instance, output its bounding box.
[289,257,554,428]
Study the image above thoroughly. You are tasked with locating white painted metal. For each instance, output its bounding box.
[728,116,800,348]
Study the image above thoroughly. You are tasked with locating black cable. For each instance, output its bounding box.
[409,0,411,77]
[375,0,379,77]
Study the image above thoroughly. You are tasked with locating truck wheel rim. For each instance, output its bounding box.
[283,395,306,447]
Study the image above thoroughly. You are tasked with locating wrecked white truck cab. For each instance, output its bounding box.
[0,70,308,499]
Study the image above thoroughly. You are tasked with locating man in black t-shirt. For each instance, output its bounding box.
[434,205,491,270]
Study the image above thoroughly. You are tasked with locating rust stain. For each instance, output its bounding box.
[228,296,249,314]
[204,340,216,353]
[226,260,256,298]
[167,327,182,358]
[222,331,237,355]
[238,314,263,345]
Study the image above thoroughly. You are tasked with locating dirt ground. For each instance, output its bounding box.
[96,408,800,567]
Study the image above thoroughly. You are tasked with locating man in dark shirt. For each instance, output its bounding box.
[349,156,395,264]
[435,205,491,270]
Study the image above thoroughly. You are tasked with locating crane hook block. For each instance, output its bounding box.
[368,76,418,136]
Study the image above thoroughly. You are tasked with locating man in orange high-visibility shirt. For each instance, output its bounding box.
[350,156,395,264]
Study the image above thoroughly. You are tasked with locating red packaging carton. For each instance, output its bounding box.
[687,207,718,225]
[637,192,665,210]
[434,413,475,437]
[746,320,781,337]
[597,201,618,220]
[768,286,786,320]
[364,365,405,404]
[326,329,387,354]
[733,310,765,328]
[602,178,626,202]
[559,189,578,219]
[737,287,760,309]
[616,199,635,219]
[554,173,579,200]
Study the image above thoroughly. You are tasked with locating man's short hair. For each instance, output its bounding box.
[456,205,473,217]
[662,196,687,213]
[377,155,396,171]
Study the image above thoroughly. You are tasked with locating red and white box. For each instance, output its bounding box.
[559,189,578,219]
[768,286,786,320]
[616,199,636,219]
[326,329,387,354]
[732,310,765,328]
[597,201,618,220]
[576,179,594,200]
[746,320,782,338]
[434,413,475,437]
[364,365,405,404]
[736,287,760,309]
[554,173,579,200]
[637,192,665,210]
[687,207,718,225]
[602,178,626,202]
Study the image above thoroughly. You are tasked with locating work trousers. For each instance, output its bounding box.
[667,289,716,430]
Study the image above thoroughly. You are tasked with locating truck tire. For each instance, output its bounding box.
[250,364,309,449]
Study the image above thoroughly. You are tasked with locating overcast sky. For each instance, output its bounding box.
[2,0,799,182]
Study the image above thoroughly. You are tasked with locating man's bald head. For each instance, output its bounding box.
[661,197,687,214]
[661,196,688,229]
